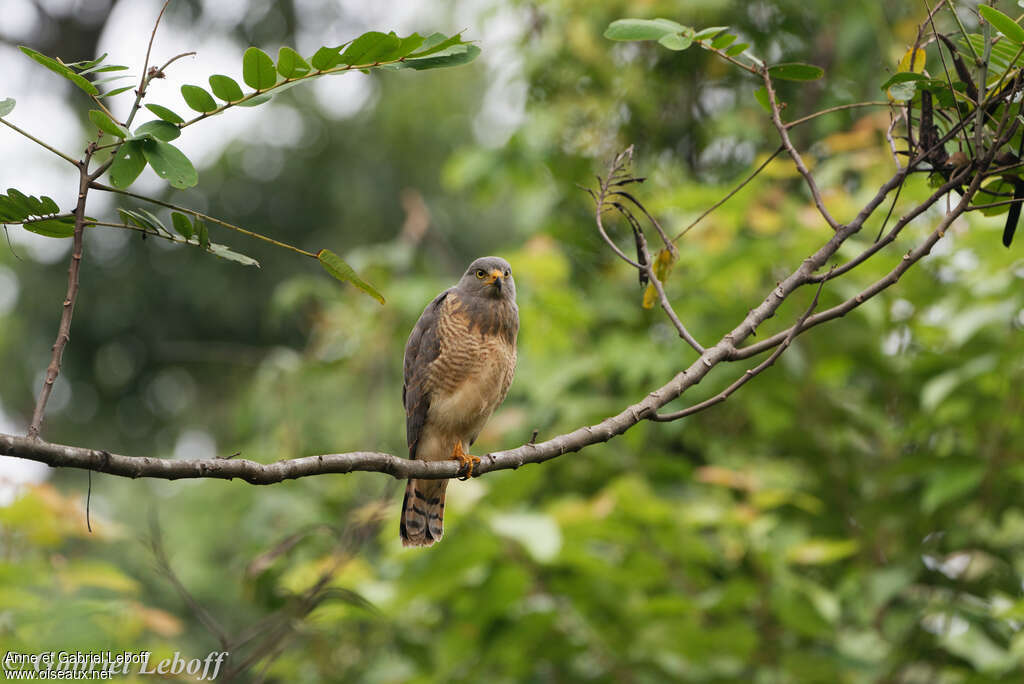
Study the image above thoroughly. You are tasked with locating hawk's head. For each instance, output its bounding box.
[458,256,516,303]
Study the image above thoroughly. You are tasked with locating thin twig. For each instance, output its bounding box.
[673,146,783,242]
[85,470,92,533]
[807,172,968,284]
[760,67,841,231]
[630,211,704,353]
[27,146,95,439]
[651,268,832,421]
[784,101,891,130]
[150,514,231,650]
[124,0,172,129]
[0,118,79,166]
[90,182,318,258]
[735,172,984,360]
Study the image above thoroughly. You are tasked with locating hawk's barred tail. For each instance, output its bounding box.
[400,479,447,547]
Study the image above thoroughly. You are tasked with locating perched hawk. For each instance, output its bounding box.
[400,256,519,547]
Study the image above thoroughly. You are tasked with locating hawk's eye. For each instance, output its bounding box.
[475,269,486,278]
[504,269,510,277]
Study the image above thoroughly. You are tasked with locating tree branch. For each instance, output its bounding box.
[760,67,841,231]
[652,267,832,421]
[0,117,79,166]
[90,182,319,259]
[27,146,95,439]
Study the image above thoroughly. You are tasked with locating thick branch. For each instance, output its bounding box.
[652,268,831,421]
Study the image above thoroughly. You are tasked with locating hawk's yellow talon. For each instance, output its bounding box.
[453,442,480,480]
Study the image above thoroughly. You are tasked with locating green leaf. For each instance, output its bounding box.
[145,104,184,124]
[19,46,99,95]
[725,42,749,56]
[98,85,135,99]
[975,179,1014,216]
[888,81,918,102]
[922,465,986,513]
[711,33,736,49]
[208,243,260,267]
[141,140,198,189]
[277,47,311,78]
[6,189,33,215]
[132,120,180,142]
[24,194,45,216]
[408,33,466,58]
[879,72,929,91]
[88,109,128,138]
[81,64,130,75]
[236,94,273,108]
[394,33,426,59]
[181,85,217,113]
[694,26,730,40]
[197,220,210,249]
[658,31,694,51]
[209,74,244,102]
[317,248,385,304]
[23,217,74,238]
[768,62,824,81]
[66,53,107,70]
[978,5,1024,45]
[0,98,14,117]
[604,18,687,41]
[135,208,169,235]
[171,212,193,239]
[340,31,402,65]
[311,45,345,71]
[401,44,481,71]
[39,196,59,215]
[92,74,134,85]
[109,141,147,188]
[0,197,25,222]
[118,208,158,233]
[786,538,860,565]
[243,47,277,90]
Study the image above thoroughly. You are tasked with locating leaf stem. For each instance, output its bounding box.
[89,181,319,258]
[0,117,79,166]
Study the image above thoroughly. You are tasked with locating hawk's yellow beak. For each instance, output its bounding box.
[485,269,504,286]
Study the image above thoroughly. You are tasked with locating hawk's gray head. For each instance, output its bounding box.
[457,256,516,303]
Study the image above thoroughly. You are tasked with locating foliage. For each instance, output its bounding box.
[4,16,478,296]
[1,1,1023,682]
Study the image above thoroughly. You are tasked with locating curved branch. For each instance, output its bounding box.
[760,67,841,231]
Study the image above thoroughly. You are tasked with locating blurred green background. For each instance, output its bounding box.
[2,0,1023,681]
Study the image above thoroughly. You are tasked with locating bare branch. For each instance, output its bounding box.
[630,214,705,353]
[124,0,172,129]
[733,173,983,360]
[652,267,832,421]
[673,146,783,242]
[0,117,79,166]
[27,147,94,439]
[760,67,841,231]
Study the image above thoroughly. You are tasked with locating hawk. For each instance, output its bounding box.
[400,256,519,547]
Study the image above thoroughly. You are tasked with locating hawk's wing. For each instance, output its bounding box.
[403,288,452,459]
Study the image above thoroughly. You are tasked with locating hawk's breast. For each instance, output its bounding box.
[426,294,517,440]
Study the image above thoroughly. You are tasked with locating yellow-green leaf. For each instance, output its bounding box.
[317,248,385,304]
[898,46,926,73]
